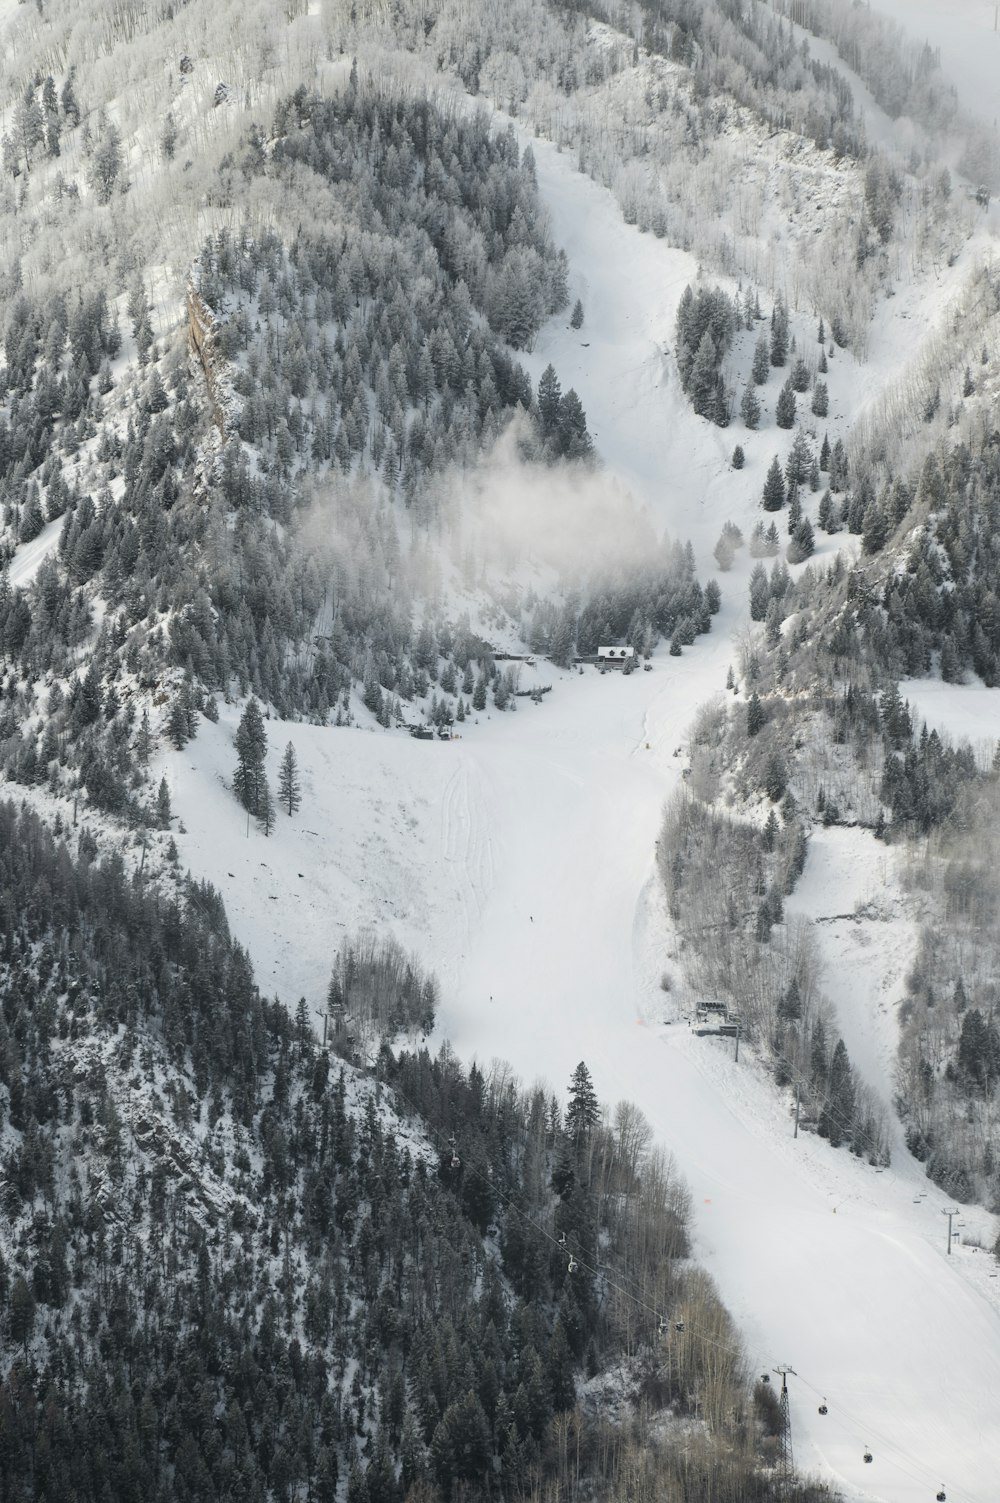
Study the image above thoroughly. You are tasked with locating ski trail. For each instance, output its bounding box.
[440,757,495,931]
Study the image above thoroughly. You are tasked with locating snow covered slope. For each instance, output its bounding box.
[165,122,1000,1503]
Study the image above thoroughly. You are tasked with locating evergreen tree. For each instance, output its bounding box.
[157,775,171,829]
[749,562,770,620]
[751,333,770,385]
[259,778,276,835]
[558,389,592,458]
[769,296,789,367]
[775,380,797,429]
[786,487,802,535]
[820,1039,855,1147]
[565,1062,600,1145]
[788,516,815,563]
[9,1275,35,1353]
[714,531,736,571]
[167,697,189,750]
[861,499,889,555]
[278,741,301,815]
[234,697,268,818]
[89,123,123,204]
[570,298,584,329]
[537,364,562,437]
[688,328,719,418]
[784,429,812,488]
[762,456,785,511]
[740,383,761,429]
[811,379,829,417]
[746,691,764,736]
[778,977,802,1020]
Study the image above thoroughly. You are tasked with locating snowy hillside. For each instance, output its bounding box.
[158,129,1000,1503]
[6,1,1000,1500]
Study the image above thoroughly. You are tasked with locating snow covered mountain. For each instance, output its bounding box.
[2,1,1000,1501]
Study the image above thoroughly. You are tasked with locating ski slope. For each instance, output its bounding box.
[165,129,1000,1503]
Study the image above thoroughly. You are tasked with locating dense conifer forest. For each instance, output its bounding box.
[0,800,835,1503]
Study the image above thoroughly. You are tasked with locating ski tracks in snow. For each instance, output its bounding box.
[440,757,495,942]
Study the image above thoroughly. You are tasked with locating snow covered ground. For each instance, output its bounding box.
[901,677,1000,764]
[7,518,62,590]
[165,124,1000,1503]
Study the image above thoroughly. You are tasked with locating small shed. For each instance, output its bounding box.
[597,645,635,663]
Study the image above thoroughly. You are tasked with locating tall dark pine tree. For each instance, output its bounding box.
[762,456,786,512]
[770,295,789,367]
[820,1038,855,1147]
[278,741,301,815]
[234,697,269,820]
[537,364,562,439]
[565,1062,600,1145]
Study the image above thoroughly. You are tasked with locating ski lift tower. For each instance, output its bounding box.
[773,1365,796,1481]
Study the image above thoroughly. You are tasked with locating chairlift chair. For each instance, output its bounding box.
[567,1255,578,1274]
[558,1232,567,1247]
[863,1449,873,1464]
[657,1316,667,1336]
[936,1489,946,1501]
[674,1320,685,1333]
[450,1152,460,1170]
[818,1401,828,1416]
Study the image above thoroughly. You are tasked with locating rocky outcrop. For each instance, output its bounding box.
[187,282,226,436]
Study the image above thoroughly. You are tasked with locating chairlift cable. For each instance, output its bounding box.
[348,1043,967,1500]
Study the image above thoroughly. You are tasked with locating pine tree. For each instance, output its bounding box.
[821,1039,855,1147]
[570,298,584,329]
[732,442,746,467]
[259,778,276,836]
[762,456,785,511]
[777,976,802,1020]
[764,751,787,800]
[714,531,736,571]
[688,328,719,417]
[811,380,829,417]
[167,697,189,750]
[537,364,562,437]
[786,487,802,535]
[861,499,888,554]
[234,697,268,817]
[157,775,171,828]
[784,429,811,488]
[565,1062,600,1144]
[770,296,789,367]
[740,383,761,429]
[278,741,301,815]
[788,516,815,563]
[749,562,770,620]
[137,707,152,764]
[558,389,592,458]
[775,380,797,429]
[9,1276,35,1353]
[790,356,811,392]
[751,333,770,385]
[746,691,765,736]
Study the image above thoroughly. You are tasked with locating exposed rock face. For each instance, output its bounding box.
[187,283,225,436]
